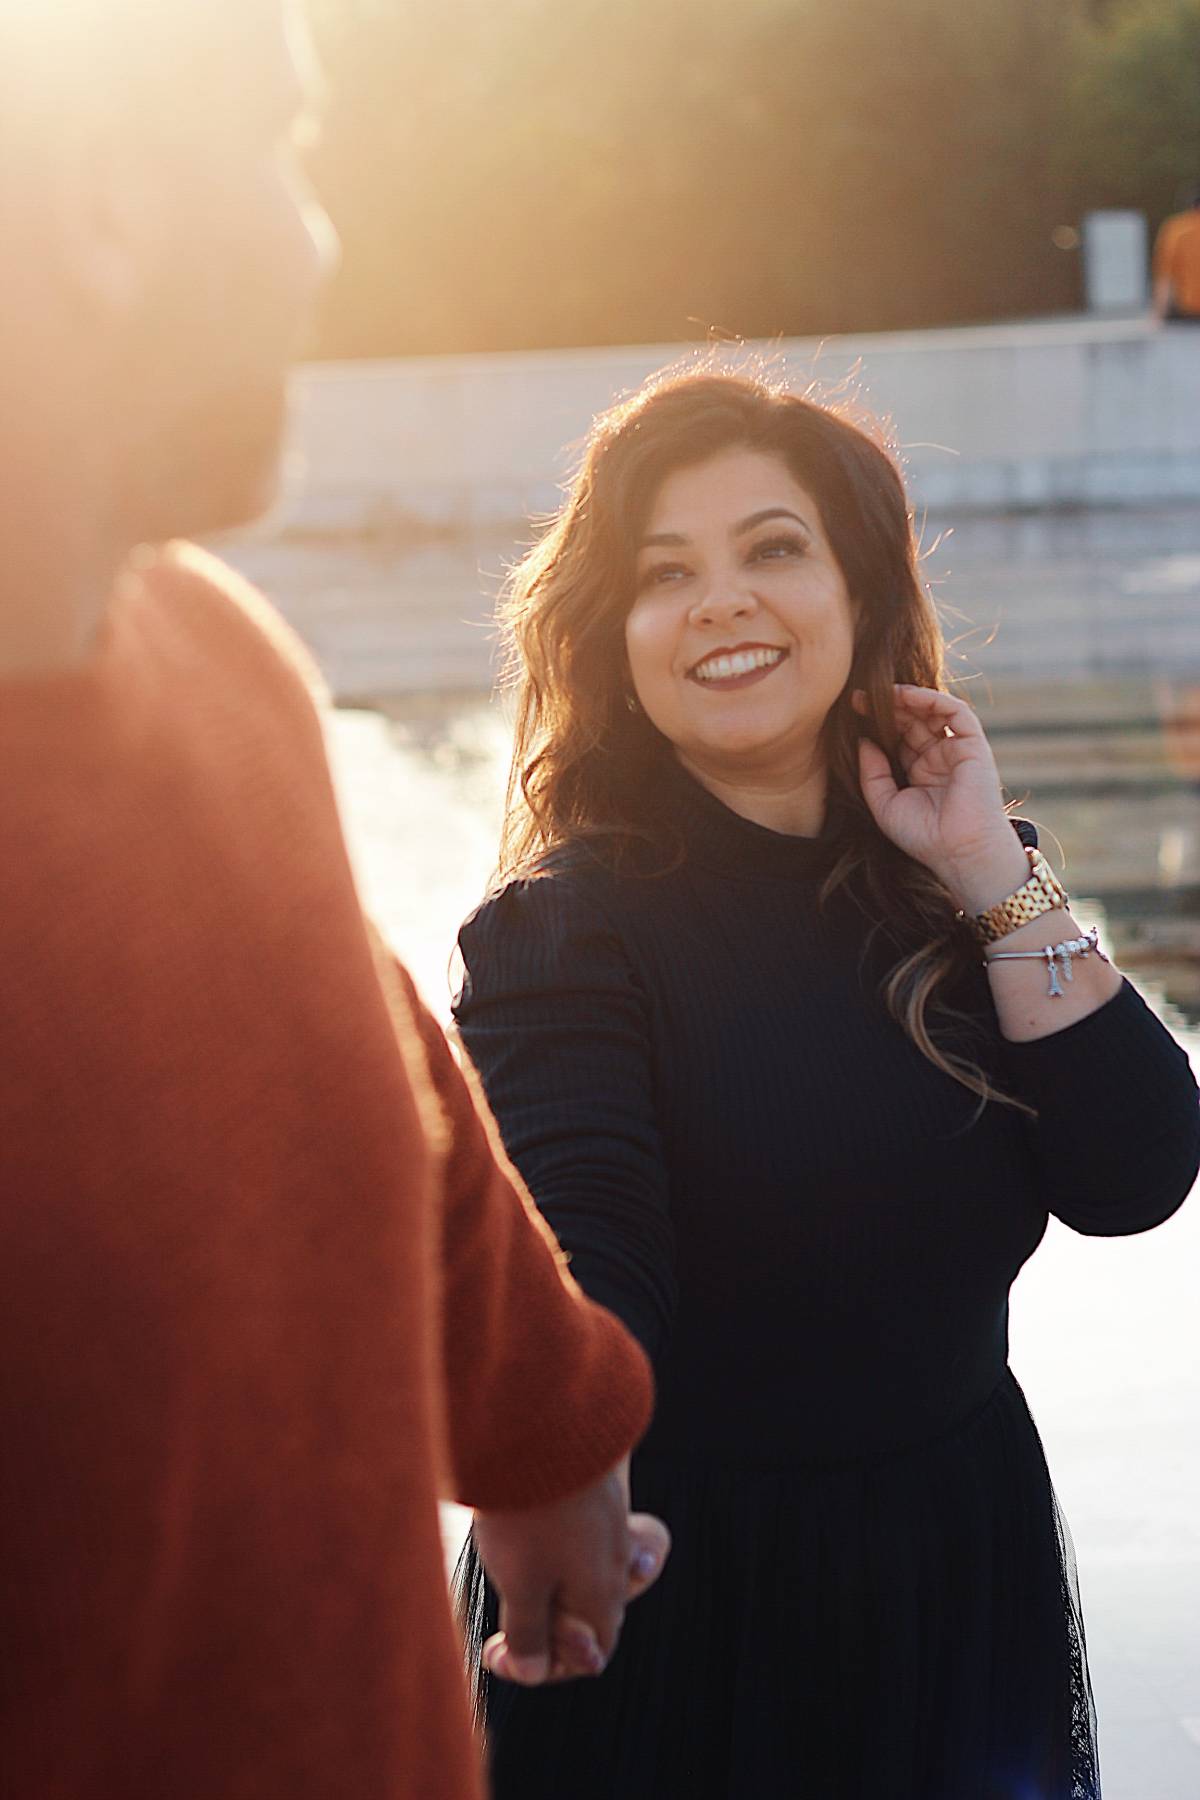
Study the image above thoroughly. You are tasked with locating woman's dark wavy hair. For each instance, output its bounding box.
[499,360,1015,1109]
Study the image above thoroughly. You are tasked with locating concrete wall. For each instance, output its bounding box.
[270,315,1200,537]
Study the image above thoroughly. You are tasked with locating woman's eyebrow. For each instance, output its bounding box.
[637,531,689,550]
[733,507,812,535]
[637,506,812,551]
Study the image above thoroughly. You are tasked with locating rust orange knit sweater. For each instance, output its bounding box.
[0,545,652,1799]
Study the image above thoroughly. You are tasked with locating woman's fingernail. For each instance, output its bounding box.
[505,1651,550,1685]
[557,1630,600,1671]
[633,1547,659,1580]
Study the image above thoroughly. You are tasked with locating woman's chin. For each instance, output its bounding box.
[681,730,815,777]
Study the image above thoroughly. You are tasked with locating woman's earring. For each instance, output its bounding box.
[624,692,640,714]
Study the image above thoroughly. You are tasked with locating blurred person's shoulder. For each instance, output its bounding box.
[1155,211,1183,249]
[1159,210,1200,252]
[134,540,328,713]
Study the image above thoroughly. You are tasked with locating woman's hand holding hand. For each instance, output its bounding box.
[856,685,1029,914]
[475,1457,670,1686]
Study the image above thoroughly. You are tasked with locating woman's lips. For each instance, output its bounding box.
[686,644,790,691]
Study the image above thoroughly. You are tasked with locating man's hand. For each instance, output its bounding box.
[473,1459,670,1685]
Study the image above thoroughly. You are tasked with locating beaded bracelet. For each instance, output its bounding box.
[984,925,1109,998]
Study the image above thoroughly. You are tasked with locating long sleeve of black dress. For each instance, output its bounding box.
[1003,978,1200,1234]
[455,874,678,1363]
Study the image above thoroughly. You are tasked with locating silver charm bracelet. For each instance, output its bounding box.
[984,925,1108,998]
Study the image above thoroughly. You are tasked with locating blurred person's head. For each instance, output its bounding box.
[0,0,337,554]
[499,365,944,876]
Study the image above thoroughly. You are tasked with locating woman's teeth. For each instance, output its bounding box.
[692,647,786,683]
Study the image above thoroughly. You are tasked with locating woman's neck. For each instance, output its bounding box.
[675,751,829,838]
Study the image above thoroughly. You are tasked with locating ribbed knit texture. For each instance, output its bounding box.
[457,755,1198,1463]
[453,753,1199,1798]
[0,544,652,1800]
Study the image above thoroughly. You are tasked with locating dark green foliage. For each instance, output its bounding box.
[302,0,1195,357]
[1066,0,1200,221]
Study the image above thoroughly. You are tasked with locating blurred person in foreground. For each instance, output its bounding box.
[452,367,1200,1799]
[0,4,667,1796]
[1153,184,1200,322]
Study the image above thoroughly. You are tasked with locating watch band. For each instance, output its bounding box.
[971,847,1069,945]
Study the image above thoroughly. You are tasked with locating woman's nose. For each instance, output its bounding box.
[689,579,757,628]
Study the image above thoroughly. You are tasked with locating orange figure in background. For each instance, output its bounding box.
[1153,186,1200,321]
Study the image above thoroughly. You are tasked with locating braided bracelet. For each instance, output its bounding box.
[984,926,1108,998]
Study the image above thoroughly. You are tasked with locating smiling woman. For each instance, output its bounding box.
[450,362,1199,1800]
[496,367,955,1081]
[625,449,858,832]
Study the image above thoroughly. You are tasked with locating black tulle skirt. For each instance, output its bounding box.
[454,1370,1099,1799]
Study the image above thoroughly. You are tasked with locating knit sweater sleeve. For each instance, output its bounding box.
[1001,978,1199,1235]
[454,875,678,1365]
[385,958,653,1514]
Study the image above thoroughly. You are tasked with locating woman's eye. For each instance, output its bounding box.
[749,535,806,563]
[640,562,690,587]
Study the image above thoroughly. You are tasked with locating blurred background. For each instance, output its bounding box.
[223,2,1199,1792]
[302,0,1199,356]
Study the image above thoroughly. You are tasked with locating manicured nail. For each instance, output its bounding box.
[632,1547,659,1580]
[505,1651,550,1685]
[556,1636,602,1672]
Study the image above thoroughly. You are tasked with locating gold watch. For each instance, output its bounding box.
[971,847,1069,945]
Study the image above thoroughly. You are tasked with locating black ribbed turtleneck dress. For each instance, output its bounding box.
[452,755,1199,1800]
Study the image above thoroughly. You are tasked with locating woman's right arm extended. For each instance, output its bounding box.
[455,875,677,1365]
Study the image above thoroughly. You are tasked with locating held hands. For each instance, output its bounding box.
[473,1457,670,1686]
[855,685,1029,914]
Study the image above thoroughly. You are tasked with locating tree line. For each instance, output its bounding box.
[304,0,1200,357]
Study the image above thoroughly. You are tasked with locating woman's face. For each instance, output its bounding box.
[624,448,857,783]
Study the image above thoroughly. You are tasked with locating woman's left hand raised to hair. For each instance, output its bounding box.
[855,685,1029,915]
